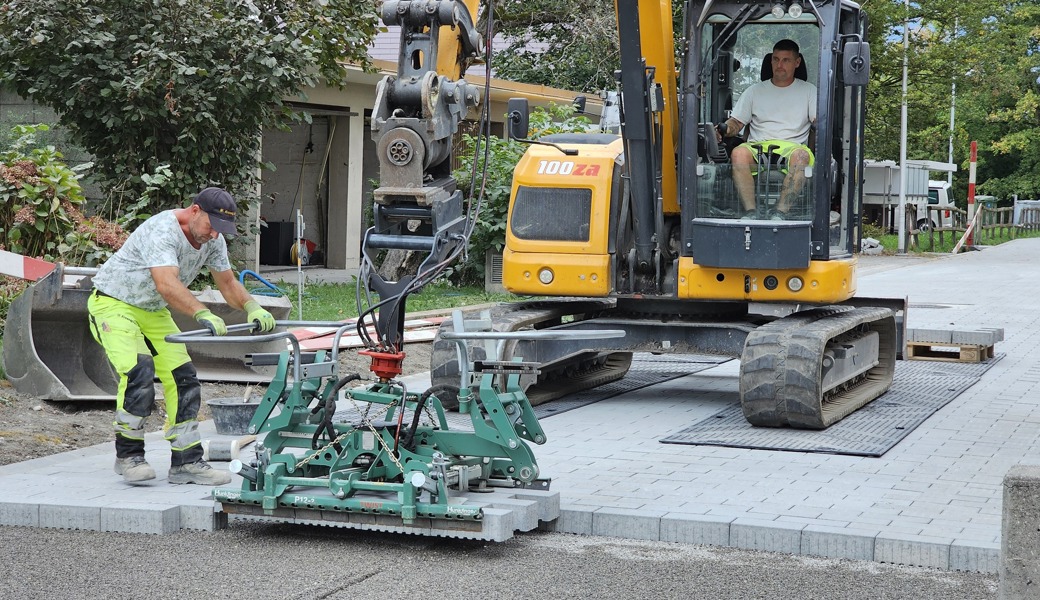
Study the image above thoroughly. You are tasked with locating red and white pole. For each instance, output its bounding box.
[967,140,977,246]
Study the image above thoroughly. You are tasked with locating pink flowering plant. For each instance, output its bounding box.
[0,124,127,266]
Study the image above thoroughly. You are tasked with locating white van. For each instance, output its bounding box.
[925,180,957,230]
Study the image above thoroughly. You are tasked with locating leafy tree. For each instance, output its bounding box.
[490,0,620,93]
[863,1,1040,203]
[0,0,379,225]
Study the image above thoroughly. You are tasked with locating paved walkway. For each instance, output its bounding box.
[3,242,1038,573]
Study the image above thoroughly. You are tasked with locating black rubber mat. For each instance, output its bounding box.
[534,354,728,419]
[333,353,728,431]
[659,355,1003,457]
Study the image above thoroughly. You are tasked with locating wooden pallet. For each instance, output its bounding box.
[905,342,996,363]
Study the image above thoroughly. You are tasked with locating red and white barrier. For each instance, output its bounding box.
[0,249,56,281]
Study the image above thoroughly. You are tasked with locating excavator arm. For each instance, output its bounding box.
[361,0,483,357]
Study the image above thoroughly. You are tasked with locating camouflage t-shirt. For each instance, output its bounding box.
[92,210,232,311]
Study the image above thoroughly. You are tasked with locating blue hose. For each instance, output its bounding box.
[239,269,289,297]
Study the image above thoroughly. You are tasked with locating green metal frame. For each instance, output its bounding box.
[214,349,547,526]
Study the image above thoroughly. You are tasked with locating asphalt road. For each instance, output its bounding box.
[1,522,996,599]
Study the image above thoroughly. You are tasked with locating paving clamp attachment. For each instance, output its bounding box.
[167,312,623,541]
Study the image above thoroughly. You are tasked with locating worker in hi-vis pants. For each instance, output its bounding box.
[87,187,276,485]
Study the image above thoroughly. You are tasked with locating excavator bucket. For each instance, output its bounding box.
[2,266,293,401]
[3,267,117,400]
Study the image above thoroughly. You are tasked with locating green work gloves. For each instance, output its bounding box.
[193,309,227,336]
[244,300,276,333]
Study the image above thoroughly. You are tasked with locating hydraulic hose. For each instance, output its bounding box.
[401,384,459,451]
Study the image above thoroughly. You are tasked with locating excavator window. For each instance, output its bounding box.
[695,19,820,222]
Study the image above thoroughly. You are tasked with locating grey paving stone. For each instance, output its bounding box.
[730,518,804,554]
[592,507,666,541]
[949,539,1000,574]
[874,532,952,569]
[548,506,593,535]
[179,504,226,531]
[512,488,560,523]
[39,502,103,531]
[0,502,39,527]
[660,513,731,546]
[101,503,180,534]
[906,328,952,343]
[486,496,540,532]
[800,525,878,561]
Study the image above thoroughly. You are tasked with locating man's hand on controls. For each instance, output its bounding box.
[244,300,276,333]
[193,309,227,336]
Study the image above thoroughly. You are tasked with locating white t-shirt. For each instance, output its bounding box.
[731,79,817,145]
[92,210,232,310]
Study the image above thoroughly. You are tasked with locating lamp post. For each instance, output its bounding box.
[897,0,909,254]
[948,18,958,186]
[948,74,956,185]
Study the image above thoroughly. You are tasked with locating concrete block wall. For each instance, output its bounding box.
[1000,465,1040,599]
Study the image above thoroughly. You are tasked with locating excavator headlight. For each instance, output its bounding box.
[538,268,554,285]
[787,276,804,292]
[771,2,785,18]
[787,1,803,18]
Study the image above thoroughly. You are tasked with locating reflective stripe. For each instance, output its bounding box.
[166,420,201,451]
[114,409,147,439]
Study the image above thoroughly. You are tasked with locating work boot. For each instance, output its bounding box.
[168,459,232,485]
[114,456,156,484]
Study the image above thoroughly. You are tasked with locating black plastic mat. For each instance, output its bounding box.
[335,353,729,431]
[660,355,1003,457]
[534,354,728,419]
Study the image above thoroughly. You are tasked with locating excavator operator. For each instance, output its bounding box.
[716,38,817,220]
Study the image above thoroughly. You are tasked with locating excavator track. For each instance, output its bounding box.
[430,299,632,408]
[527,352,634,406]
[739,306,897,429]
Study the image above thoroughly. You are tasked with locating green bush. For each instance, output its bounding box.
[0,124,127,266]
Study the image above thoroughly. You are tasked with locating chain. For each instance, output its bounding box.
[292,387,433,477]
[293,426,356,471]
[348,391,408,474]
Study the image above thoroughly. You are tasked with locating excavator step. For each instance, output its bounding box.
[740,306,898,430]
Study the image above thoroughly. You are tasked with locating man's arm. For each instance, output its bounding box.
[211,268,253,310]
[717,117,746,141]
[151,266,209,317]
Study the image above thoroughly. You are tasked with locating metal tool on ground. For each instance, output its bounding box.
[202,435,256,462]
[167,317,623,540]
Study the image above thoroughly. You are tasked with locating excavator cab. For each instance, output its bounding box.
[683,1,870,281]
[438,0,896,430]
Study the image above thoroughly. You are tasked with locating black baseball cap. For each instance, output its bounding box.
[193,187,236,236]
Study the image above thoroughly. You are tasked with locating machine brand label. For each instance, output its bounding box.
[360,501,384,510]
[293,495,317,505]
[445,505,479,517]
[536,160,601,177]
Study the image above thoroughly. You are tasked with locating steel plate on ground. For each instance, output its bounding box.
[660,356,1003,457]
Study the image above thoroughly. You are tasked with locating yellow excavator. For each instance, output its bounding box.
[428,0,900,429]
[201,0,898,541]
